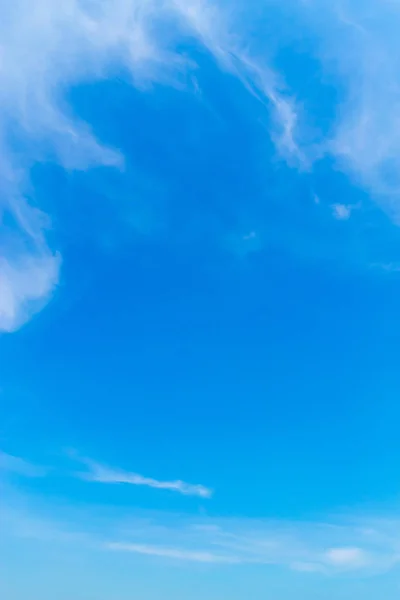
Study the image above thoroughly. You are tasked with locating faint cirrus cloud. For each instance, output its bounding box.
[69,451,213,498]
[0,451,49,478]
[0,0,301,333]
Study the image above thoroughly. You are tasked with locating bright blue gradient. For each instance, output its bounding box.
[2,1,400,598]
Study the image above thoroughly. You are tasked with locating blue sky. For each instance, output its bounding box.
[3,0,400,598]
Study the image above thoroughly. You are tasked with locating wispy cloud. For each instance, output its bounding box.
[178,0,400,230]
[0,0,301,333]
[287,0,400,216]
[73,455,213,498]
[324,546,369,569]
[4,0,400,332]
[107,542,238,563]
[0,448,212,498]
[2,487,400,576]
[2,449,398,576]
[331,203,352,221]
[328,0,400,207]
[0,451,48,478]
[68,521,400,574]
[173,0,303,164]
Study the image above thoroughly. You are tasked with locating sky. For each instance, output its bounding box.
[3,0,400,598]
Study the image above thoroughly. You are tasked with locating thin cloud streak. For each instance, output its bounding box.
[173,0,303,164]
[0,449,212,498]
[107,542,238,563]
[3,489,400,576]
[75,455,213,498]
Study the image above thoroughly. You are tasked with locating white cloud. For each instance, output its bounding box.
[288,0,400,217]
[173,0,303,164]
[176,0,400,219]
[331,203,352,221]
[86,519,400,573]
[6,0,399,332]
[73,454,213,498]
[0,254,60,332]
[0,448,212,498]
[3,488,400,576]
[0,0,305,333]
[324,546,369,568]
[328,1,400,207]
